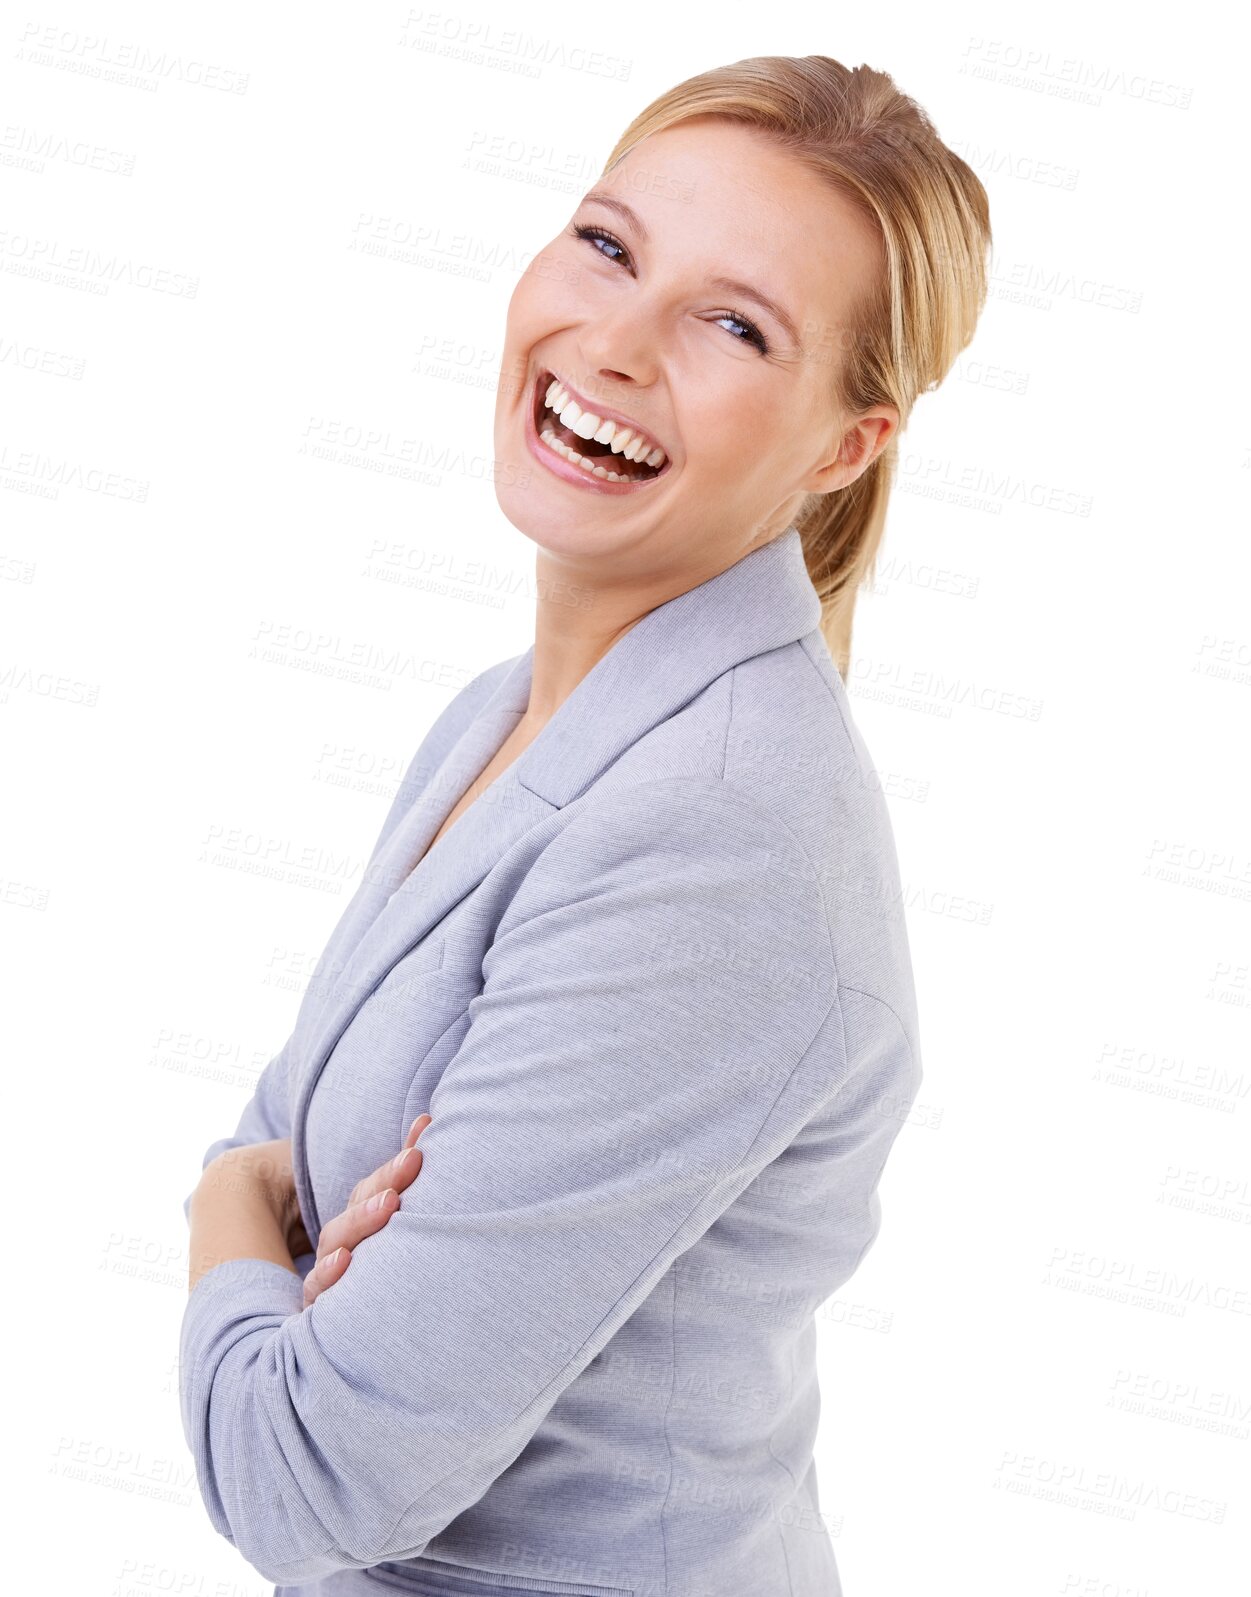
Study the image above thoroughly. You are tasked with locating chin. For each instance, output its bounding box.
[490,423,663,569]
[491,482,639,567]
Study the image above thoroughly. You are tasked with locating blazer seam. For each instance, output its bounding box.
[823,997,921,1288]
[658,1260,678,1593]
[797,630,858,753]
[701,774,840,993]
[397,1001,473,1120]
[835,981,917,1076]
[768,1348,800,1497]
[520,773,840,997]
[720,663,735,778]
[766,1340,798,1597]
[789,637,913,1076]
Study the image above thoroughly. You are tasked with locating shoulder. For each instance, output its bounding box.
[496,772,838,1020]
[721,634,920,1065]
[537,772,827,886]
[529,633,916,1053]
[572,629,891,906]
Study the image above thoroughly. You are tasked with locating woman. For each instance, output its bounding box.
[181,54,991,1597]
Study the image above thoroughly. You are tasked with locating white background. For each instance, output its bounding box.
[2,2,1247,1593]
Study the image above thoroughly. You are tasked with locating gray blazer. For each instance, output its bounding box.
[179,525,923,1597]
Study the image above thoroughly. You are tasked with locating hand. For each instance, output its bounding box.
[302,1114,432,1309]
[199,1137,303,1245]
[189,1137,307,1292]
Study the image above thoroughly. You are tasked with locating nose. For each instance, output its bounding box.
[575,309,661,397]
[572,351,658,410]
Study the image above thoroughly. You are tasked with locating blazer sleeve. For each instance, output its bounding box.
[178,777,844,1584]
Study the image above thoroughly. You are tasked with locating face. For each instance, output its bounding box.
[492,116,898,586]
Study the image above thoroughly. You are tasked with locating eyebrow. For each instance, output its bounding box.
[579,189,803,352]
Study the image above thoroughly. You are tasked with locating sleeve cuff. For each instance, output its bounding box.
[186,1253,306,1311]
[181,1256,306,1395]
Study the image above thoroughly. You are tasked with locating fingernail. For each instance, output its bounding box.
[392,1146,417,1171]
[367,1187,394,1212]
[407,1115,431,1141]
[324,1247,345,1270]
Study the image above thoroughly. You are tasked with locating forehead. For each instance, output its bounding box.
[597,118,881,338]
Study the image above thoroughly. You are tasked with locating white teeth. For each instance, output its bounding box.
[539,426,655,484]
[538,376,668,470]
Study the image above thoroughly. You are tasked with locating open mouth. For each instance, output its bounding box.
[531,369,670,486]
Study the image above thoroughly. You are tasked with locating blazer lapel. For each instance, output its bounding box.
[511,524,822,808]
[291,525,821,1239]
[320,650,550,1014]
[303,649,538,1022]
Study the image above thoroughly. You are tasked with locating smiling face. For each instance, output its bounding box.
[493,116,897,581]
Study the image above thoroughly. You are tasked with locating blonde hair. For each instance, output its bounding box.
[601,55,993,677]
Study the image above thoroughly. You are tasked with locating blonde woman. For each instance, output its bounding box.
[181,54,991,1597]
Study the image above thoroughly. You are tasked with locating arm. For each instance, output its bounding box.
[187,1120,432,1300]
[187,1143,299,1292]
[178,778,844,1584]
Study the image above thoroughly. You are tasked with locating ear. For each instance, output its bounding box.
[802,404,899,494]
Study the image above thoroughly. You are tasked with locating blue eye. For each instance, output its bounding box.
[568,223,771,356]
[572,224,627,266]
[715,309,769,352]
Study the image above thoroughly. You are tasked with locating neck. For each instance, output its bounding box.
[521,524,785,729]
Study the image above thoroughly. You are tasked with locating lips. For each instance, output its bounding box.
[530,368,670,485]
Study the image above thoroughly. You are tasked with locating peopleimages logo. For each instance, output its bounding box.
[0,445,148,500]
[15,24,250,94]
[0,231,198,297]
[958,37,1193,110]
[994,1451,1226,1523]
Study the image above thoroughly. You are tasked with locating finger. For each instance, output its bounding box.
[346,1134,427,1209]
[315,1181,405,1262]
[349,1124,434,1207]
[303,1244,350,1309]
[306,1118,434,1295]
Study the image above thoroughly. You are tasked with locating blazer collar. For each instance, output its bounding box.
[513,523,821,807]
[292,526,819,1239]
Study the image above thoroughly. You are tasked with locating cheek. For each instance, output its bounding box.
[505,246,587,344]
[685,385,796,481]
